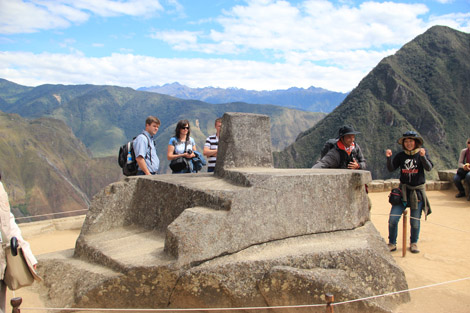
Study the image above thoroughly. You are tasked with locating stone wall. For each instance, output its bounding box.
[367,169,459,193]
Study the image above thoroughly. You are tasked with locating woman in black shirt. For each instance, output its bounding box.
[385,131,433,254]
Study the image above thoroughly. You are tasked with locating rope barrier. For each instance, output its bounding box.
[333,276,470,307]
[14,209,88,221]
[371,213,470,233]
[15,277,470,312]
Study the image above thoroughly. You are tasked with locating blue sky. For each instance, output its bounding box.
[0,0,469,92]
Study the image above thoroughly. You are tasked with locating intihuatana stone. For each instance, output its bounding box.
[37,113,409,313]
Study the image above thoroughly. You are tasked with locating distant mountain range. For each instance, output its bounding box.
[139,83,347,113]
[274,26,470,179]
[0,79,325,215]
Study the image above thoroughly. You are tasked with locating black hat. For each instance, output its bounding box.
[337,125,360,139]
[397,131,423,147]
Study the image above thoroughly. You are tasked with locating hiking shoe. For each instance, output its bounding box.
[388,243,397,252]
[410,243,420,254]
[467,193,470,201]
[455,192,466,198]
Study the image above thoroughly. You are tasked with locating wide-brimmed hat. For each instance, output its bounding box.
[337,125,360,139]
[397,131,423,147]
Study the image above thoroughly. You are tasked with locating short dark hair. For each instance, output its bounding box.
[175,120,191,140]
[146,116,161,126]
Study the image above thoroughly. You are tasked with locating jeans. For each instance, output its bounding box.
[453,172,470,193]
[388,201,423,245]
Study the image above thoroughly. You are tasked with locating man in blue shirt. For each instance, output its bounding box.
[134,116,160,175]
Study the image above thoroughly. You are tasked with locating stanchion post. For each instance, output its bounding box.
[325,293,334,313]
[402,210,408,257]
[11,297,22,313]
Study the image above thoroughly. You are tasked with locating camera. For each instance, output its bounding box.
[187,149,192,155]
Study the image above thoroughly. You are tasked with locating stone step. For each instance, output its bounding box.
[78,226,175,272]
[38,249,123,309]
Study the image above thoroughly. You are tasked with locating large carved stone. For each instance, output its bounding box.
[37,113,409,313]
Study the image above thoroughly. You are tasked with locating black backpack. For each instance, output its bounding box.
[118,134,151,176]
[320,138,338,159]
[318,138,350,168]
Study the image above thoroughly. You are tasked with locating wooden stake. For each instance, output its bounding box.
[11,297,22,313]
[325,293,334,313]
[402,210,408,257]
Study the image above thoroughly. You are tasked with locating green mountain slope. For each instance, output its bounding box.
[274,26,470,179]
[0,112,121,218]
[0,81,325,173]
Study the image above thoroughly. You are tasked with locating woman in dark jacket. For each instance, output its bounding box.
[385,131,433,254]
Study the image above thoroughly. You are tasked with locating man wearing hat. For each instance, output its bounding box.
[385,131,433,254]
[312,125,366,169]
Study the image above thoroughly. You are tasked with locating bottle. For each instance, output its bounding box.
[127,150,132,164]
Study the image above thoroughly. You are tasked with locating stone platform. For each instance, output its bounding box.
[37,113,410,313]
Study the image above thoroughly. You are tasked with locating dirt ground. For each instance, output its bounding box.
[6,189,470,313]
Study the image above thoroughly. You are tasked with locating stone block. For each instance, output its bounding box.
[368,180,384,192]
[438,169,456,182]
[165,168,372,264]
[215,112,273,175]
[39,223,409,313]
[385,179,400,189]
[426,180,436,191]
[435,180,451,190]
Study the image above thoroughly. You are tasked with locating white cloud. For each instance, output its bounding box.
[0,0,164,34]
[150,30,202,50]
[154,0,470,66]
[0,51,381,92]
[156,0,432,57]
[62,0,164,17]
[429,12,470,33]
[0,0,83,34]
[1,0,469,93]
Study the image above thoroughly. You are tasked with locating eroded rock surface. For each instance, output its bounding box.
[38,113,409,313]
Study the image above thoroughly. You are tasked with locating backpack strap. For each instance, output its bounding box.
[173,137,188,154]
[140,132,152,165]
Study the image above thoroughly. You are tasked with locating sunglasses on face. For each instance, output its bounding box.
[182,126,190,130]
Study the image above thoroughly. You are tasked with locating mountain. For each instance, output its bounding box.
[139,83,347,113]
[274,26,470,179]
[0,111,121,219]
[0,79,326,175]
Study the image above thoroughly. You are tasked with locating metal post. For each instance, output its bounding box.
[325,293,334,313]
[402,210,408,257]
[11,297,22,313]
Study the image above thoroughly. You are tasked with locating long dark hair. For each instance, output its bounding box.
[174,120,191,141]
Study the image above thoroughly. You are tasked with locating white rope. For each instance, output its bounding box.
[333,276,470,306]
[14,209,88,221]
[372,213,470,233]
[17,277,470,312]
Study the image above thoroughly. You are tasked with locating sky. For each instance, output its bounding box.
[0,0,469,93]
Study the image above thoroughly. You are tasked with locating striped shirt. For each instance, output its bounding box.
[204,134,218,169]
